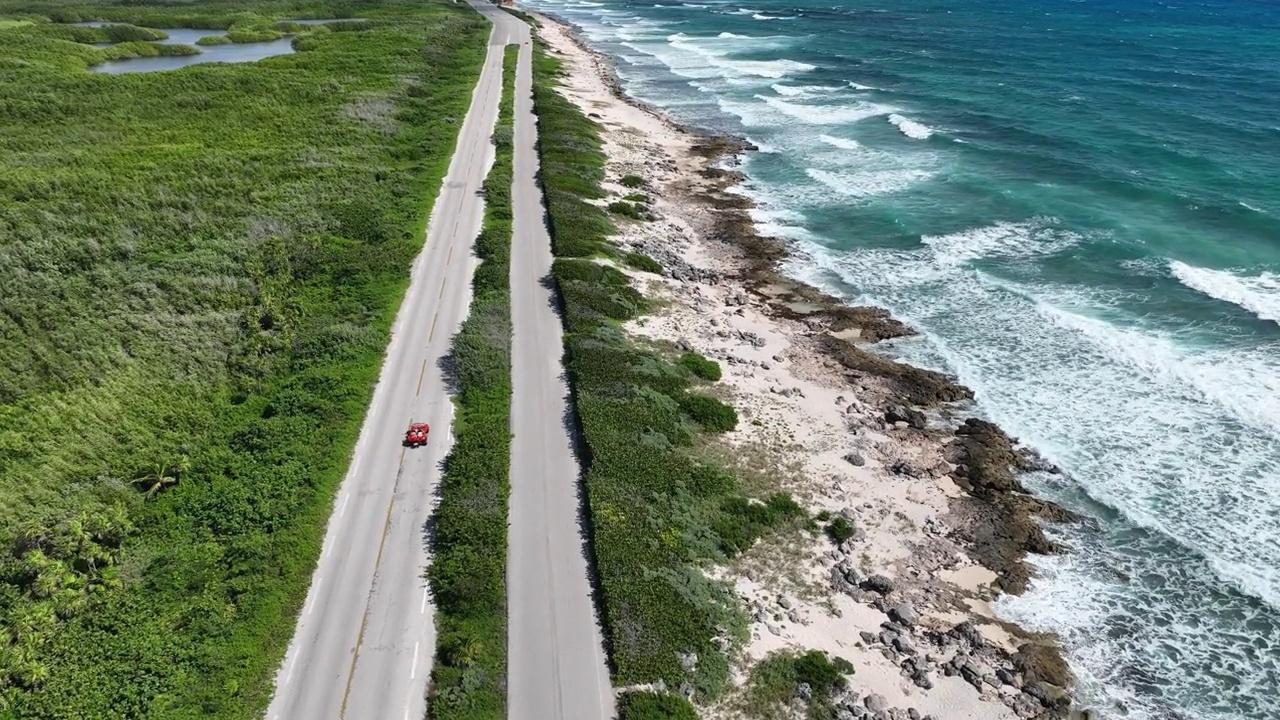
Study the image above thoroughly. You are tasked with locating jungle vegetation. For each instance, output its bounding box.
[0,0,487,716]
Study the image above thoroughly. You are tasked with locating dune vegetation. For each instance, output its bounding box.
[531,38,807,703]
[0,0,486,716]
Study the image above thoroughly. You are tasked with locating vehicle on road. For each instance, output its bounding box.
[403,422,430,447]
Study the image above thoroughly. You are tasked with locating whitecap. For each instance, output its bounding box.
[757,95,891,124]
[805,167,933,199]
[888,113,934,139]
[819,134,861,150]
[771,83,840,97]
[1169,260,1280,325]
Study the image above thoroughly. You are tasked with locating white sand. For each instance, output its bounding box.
[528,13,1048,720]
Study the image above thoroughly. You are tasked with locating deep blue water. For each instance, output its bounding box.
[519,0,1280,718]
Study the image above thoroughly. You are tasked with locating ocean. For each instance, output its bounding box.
[518,0,1280,717]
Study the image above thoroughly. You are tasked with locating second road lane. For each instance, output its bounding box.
[265,16,517,720]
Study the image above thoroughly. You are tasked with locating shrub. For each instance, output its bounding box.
[746,650,854,717]
[677,393,737,432]
[195,34,231,45]
[678,352,721,381]
[618,690,699,720]
[532,37,806,702]
[714,492,805,555]
[620,174,645,188]
[825,515,855,544]
[428,43,518,720]
[624,252,663,274]
[608,200,645,219]
[624,192,650,204]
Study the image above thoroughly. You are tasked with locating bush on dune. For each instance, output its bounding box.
[531,36,805,704]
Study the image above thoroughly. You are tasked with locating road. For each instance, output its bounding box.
[499,9,617,720]
[265,18,514,720]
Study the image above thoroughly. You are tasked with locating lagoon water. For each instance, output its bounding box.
[76,22,296,74]
[519,0,1280,718]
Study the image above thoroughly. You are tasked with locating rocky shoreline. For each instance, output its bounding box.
[528,11,1091,720]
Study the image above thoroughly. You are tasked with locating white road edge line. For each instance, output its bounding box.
[410,642,419,680]
[284,648,298,686]
[303,577,322,616]
[338,492,350,518]
[420,587,428,614]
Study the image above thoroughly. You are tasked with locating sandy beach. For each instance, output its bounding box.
[527,10,1084,720]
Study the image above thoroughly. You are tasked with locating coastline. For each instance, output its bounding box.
[524,9,1086,720]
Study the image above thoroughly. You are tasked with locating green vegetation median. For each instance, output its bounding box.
[427,44,518,720]
[0,0,486,716]
[530,39,805,705]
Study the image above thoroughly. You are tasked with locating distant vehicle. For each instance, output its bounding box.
[404,422,430,448]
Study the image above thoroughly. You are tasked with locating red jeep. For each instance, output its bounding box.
[403,422,430,448]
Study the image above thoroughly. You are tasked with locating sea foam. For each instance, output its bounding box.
[1169,260,1280,325]
[888,113,934,139]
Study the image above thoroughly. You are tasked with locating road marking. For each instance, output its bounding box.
[285,649,298,686]
[338,493,350,518]
[410,642,419,679]
[438,279,447,300]
[416,357,428,396]
[420,587,428,615]
[303,577,323,616]
[446,245,454,265]
[428,312,440,343]
[339,471,402,719]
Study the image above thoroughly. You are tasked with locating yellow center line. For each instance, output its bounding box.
[427,312,440,343]
[339,450,405,718]
[415,357,428,396]
[447,245,454,265]
[438,280,447,300]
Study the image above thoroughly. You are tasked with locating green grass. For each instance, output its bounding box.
[427,43,518,720]
[531,36,803,704]
[0,0,487,717]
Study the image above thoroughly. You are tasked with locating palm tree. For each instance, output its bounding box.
[135,455,191,499]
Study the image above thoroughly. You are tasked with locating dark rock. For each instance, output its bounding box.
[861,574,896,594]
[911,668,933,690]
[892,635,915,655]
[864,694,888,712]
[797,682,812,701]
[679,682,694,700]
[817,333,972,406]
[890,603,919,627]
[860,630,877,645]
[960,659,991,689]
[908,709,922,720]
[1024,680,1072,710]
[946,621,985,649]
[997,668,1017,685]
[778,595,793,609]
[844,451,866,467]
[878,630,897,646]
[1012,642,1074,688]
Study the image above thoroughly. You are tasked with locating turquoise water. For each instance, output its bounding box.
[521,0,1280,717]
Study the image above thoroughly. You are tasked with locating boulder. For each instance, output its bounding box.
[1012,642,1073,688]
[797,682,812,701]
[864,694,888,713]
[844,451,866,467]
[861,574,896,594]
[890,603,920,627]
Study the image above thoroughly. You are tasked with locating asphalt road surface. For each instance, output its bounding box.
[501,11,617,720]
[264,17,514,720]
